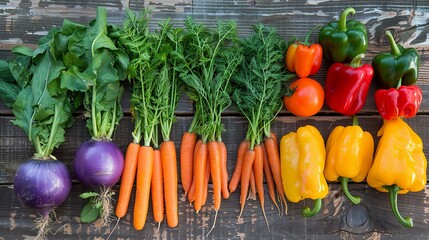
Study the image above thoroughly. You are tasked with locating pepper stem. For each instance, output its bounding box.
[385,185,413,228]
[385,30,402,57]
[340,177,361,204]
[302,25,322,45]
[349,53,365,68]
[302,198,322,217]
[352,115,359,126]
[339,7,356,32]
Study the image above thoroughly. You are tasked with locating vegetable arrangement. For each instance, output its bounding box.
[284,26,325,117]
[1,5,428,237]
[366,29,426,227]
[0,12,84,240]
[178,17,243,234]
[116,10,183,230]
[231,24,293,226]
[373,30,422,120]
[58,7,128,226]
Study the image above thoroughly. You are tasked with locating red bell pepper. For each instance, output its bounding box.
[375,85,422,120]
[286,26,322,78]
[324,54,374,116]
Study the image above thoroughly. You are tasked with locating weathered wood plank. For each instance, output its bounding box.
[1,184,428,239]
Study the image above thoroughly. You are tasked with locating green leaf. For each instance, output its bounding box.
[30,51,65,106]
[79,192,100,199]
[61,66,92,91]
[80,202,100,223]
[11,46,34,56]
[63,52,87,69]
[9,56,32,88]
[86,7,117,56]
[61,19,86,36]
[0,81,20,107]
[11,86,36,140]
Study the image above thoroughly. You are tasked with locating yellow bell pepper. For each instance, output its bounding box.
[324,117,374,204]
[280,125,328,217]
[367,118,427,228]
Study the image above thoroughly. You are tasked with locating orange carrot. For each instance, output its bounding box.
[264,136,288,213]
[187,180,196,203]
[160,141,179,228]
[115,142,140,219]
[151,149,164,224]
[188,139,202,203]
[201,152,211,206]
[229,140,250,193]
[270,132,278,144]
[208,141,222,211]
[238,149,255,219]
[262,142,280,213]
[133,146,154,230]
[248,169,256,200]
[253,144,269,230]
[193,142,207,213]
[180,132,197,195]
[219,141,230,199]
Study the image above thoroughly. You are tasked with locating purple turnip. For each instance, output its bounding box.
[73,140,124,225]
[14,158,72,239]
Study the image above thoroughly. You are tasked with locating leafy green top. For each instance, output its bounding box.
[60,7,128,140]
[121,10,184,147]
[179,17,243,142]
[0,7,128,158]
[0,30,76,159]
[232,24,293,149]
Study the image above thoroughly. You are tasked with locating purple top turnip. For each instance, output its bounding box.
[74,140,124,189]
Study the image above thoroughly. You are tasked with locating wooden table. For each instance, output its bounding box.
[1,1,429,239]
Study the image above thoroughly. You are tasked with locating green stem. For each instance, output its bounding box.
[352,115,359,126]
[396,78,403,89]
[385,185,413,228]
[340,177,361,204]
[349,53,365,68]
[339,7,355,32]
[302,198,322,217]
[385,30,401,57]
[44,103,61,156]
[131,117,142,144]
[302,25,322,45]
[91,86,98,138]
[107,101,117,139]
[33,136,43,157]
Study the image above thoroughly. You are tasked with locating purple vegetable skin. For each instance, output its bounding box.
[14,159,72,216]
[73,140,124,189]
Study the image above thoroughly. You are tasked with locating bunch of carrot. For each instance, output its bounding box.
[114,10,183,230]
[230,24,294,227]
[178,17,243,234]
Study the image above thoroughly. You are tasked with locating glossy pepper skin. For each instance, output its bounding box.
[375,85,422,120]
[280,125,328,217]
[324,116,374,204]
[367,118,427,228]
[319,7,368,63]
[286,26,323,78]
[324,54,374,116]
[372,30,420,88]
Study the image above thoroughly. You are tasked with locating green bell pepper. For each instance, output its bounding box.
[372,30,420,88]
[319,7,368,63]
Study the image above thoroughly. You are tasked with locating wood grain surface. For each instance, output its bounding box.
[1,0,429,239]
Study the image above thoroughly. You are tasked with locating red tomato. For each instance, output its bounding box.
[283,78,324,117]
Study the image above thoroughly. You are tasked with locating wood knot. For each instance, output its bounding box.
[345,204,370,229]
